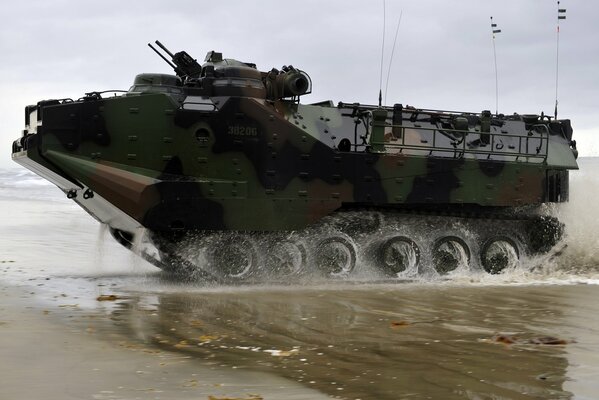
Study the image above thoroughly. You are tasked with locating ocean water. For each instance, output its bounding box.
[1,158,599,399]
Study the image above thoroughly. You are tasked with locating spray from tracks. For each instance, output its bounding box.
[541,158,599,277]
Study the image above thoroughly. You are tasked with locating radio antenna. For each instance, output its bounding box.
[384,11,403,106]
[555,1,567,119]
[378,0,386,107]
[490,16,501,116]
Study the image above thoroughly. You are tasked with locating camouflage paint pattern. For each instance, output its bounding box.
[12,46,578,240]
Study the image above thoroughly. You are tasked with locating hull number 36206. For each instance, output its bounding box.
[227,125,258,136]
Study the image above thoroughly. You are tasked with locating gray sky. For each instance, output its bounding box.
[1,0,597,169]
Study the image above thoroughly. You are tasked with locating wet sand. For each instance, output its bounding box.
[0,282,332,400]
[86,282,599,400]
[3,270,599,399]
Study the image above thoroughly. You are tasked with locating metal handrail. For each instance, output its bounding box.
[338,101,480,116]
[370,122,549,162]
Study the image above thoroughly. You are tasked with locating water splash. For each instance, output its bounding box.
[552,158,599,273]
[94,223,109,271]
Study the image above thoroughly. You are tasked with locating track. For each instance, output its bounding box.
[111,208,563,283]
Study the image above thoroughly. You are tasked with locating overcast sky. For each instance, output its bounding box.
[1,0,596,169]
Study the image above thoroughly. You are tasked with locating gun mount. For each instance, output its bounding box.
[148,40,203,79]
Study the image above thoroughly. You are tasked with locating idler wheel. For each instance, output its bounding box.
[267,238,308,275]
[209,234,259,280]
[481,237,519,274]
[526,216,563,254]
[432,236,470,274]
[314,235,357,277]
[375,236,420,275]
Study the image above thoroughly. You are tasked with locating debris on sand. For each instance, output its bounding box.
[263,348,299,357]
[96,294,122,302]
[485,333,574,346]
[208,395,263,400]
[528,336,572,345]
[390,320,411,328]
[491,334,518,344]
[198,334,221,343]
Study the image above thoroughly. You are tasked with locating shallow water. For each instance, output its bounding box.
[1,159,599,399]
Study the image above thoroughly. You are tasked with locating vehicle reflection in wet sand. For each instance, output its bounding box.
[103,283,580,399]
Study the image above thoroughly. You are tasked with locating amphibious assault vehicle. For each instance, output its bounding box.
[12,41,579,281]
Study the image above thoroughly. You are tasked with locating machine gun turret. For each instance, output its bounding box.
[148,40,203,79]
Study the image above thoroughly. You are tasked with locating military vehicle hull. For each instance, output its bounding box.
[12,44,578,281]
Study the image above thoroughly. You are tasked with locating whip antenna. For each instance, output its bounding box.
[378,0,386,107]
[555,1,567,119]
[490,16,501,115]
[384,11,403,106]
